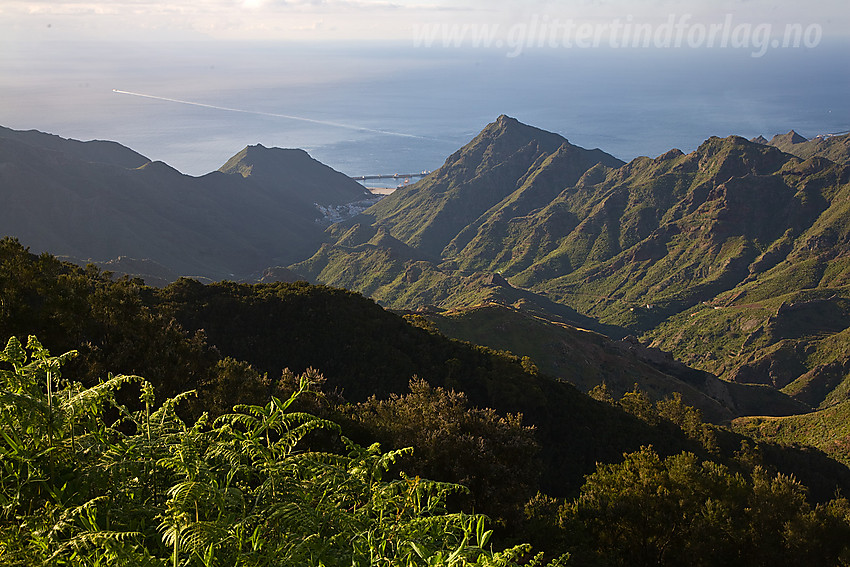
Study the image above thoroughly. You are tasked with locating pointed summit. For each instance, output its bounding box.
[440,115,623,179]
[770,130,808,146]
[488,114,569,144]
[692,135,791,181]
[365,116,624,257]
[218,144,369,206]
[456,115,579,167]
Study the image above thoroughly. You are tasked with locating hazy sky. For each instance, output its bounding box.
[2,0,847,176]
[2,0,848,42]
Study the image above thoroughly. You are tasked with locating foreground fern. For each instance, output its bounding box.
[0,336,564,566]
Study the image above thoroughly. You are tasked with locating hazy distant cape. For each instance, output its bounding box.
[0,125,372,280]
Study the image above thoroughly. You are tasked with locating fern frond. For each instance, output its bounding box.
[0,336,27,368]
[61,374,139,417]
[0,387,49,416]
[45,529,144,564]
[178,520,229,556]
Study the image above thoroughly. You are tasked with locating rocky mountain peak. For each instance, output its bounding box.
[769,130,808,146]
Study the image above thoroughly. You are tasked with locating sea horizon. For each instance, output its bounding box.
[2,38,848,178]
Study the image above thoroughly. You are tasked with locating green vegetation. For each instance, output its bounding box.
[6,237,850,561]
[766,131,850,163]
[732,400,850,467]
[7,334,846,567]
[524,392,850,565]
[144,273,698,500]
[560,446,850,567]
[344,378,540,525]
[0,237,215,402]
[7,116,850,563]
[292,117,850,433]
[0,336,560,565]
[421,303,808,422]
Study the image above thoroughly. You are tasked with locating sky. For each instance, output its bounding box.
[1,0,848,43]
[1,1,847,176]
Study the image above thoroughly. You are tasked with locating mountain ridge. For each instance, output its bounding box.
[0,126,376,281]
[288,117,850,425]
[360,115,625,259]
[218,143,371,207]
[0,125,151,169]
[765,130,850,163]
[7,119,850,430]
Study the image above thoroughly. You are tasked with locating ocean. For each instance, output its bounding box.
[2,39,848,179]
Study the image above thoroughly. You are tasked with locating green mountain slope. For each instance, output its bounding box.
[147,276,717,498]
[645,164,850,408]
[732,400,850,467]
[480,136,850,403]
[4,236,850,509]
[291,117,850,416]
[422,303,808,422]
[291,116,626,324]
[292,220,613,333]
[362,115,624,258]
[517,139,836,325]
[297,121,844,333]
[149,275,849,499]
[765,130,850,163]
[8,119,850,432]
[4,237,850,567]
[646,290,850,404]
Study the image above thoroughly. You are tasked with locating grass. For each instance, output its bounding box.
[732,400,850,467]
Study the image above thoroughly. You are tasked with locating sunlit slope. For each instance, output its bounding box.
[422,303,808,422]
[733,400,850,467]
[364,114,624,258]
